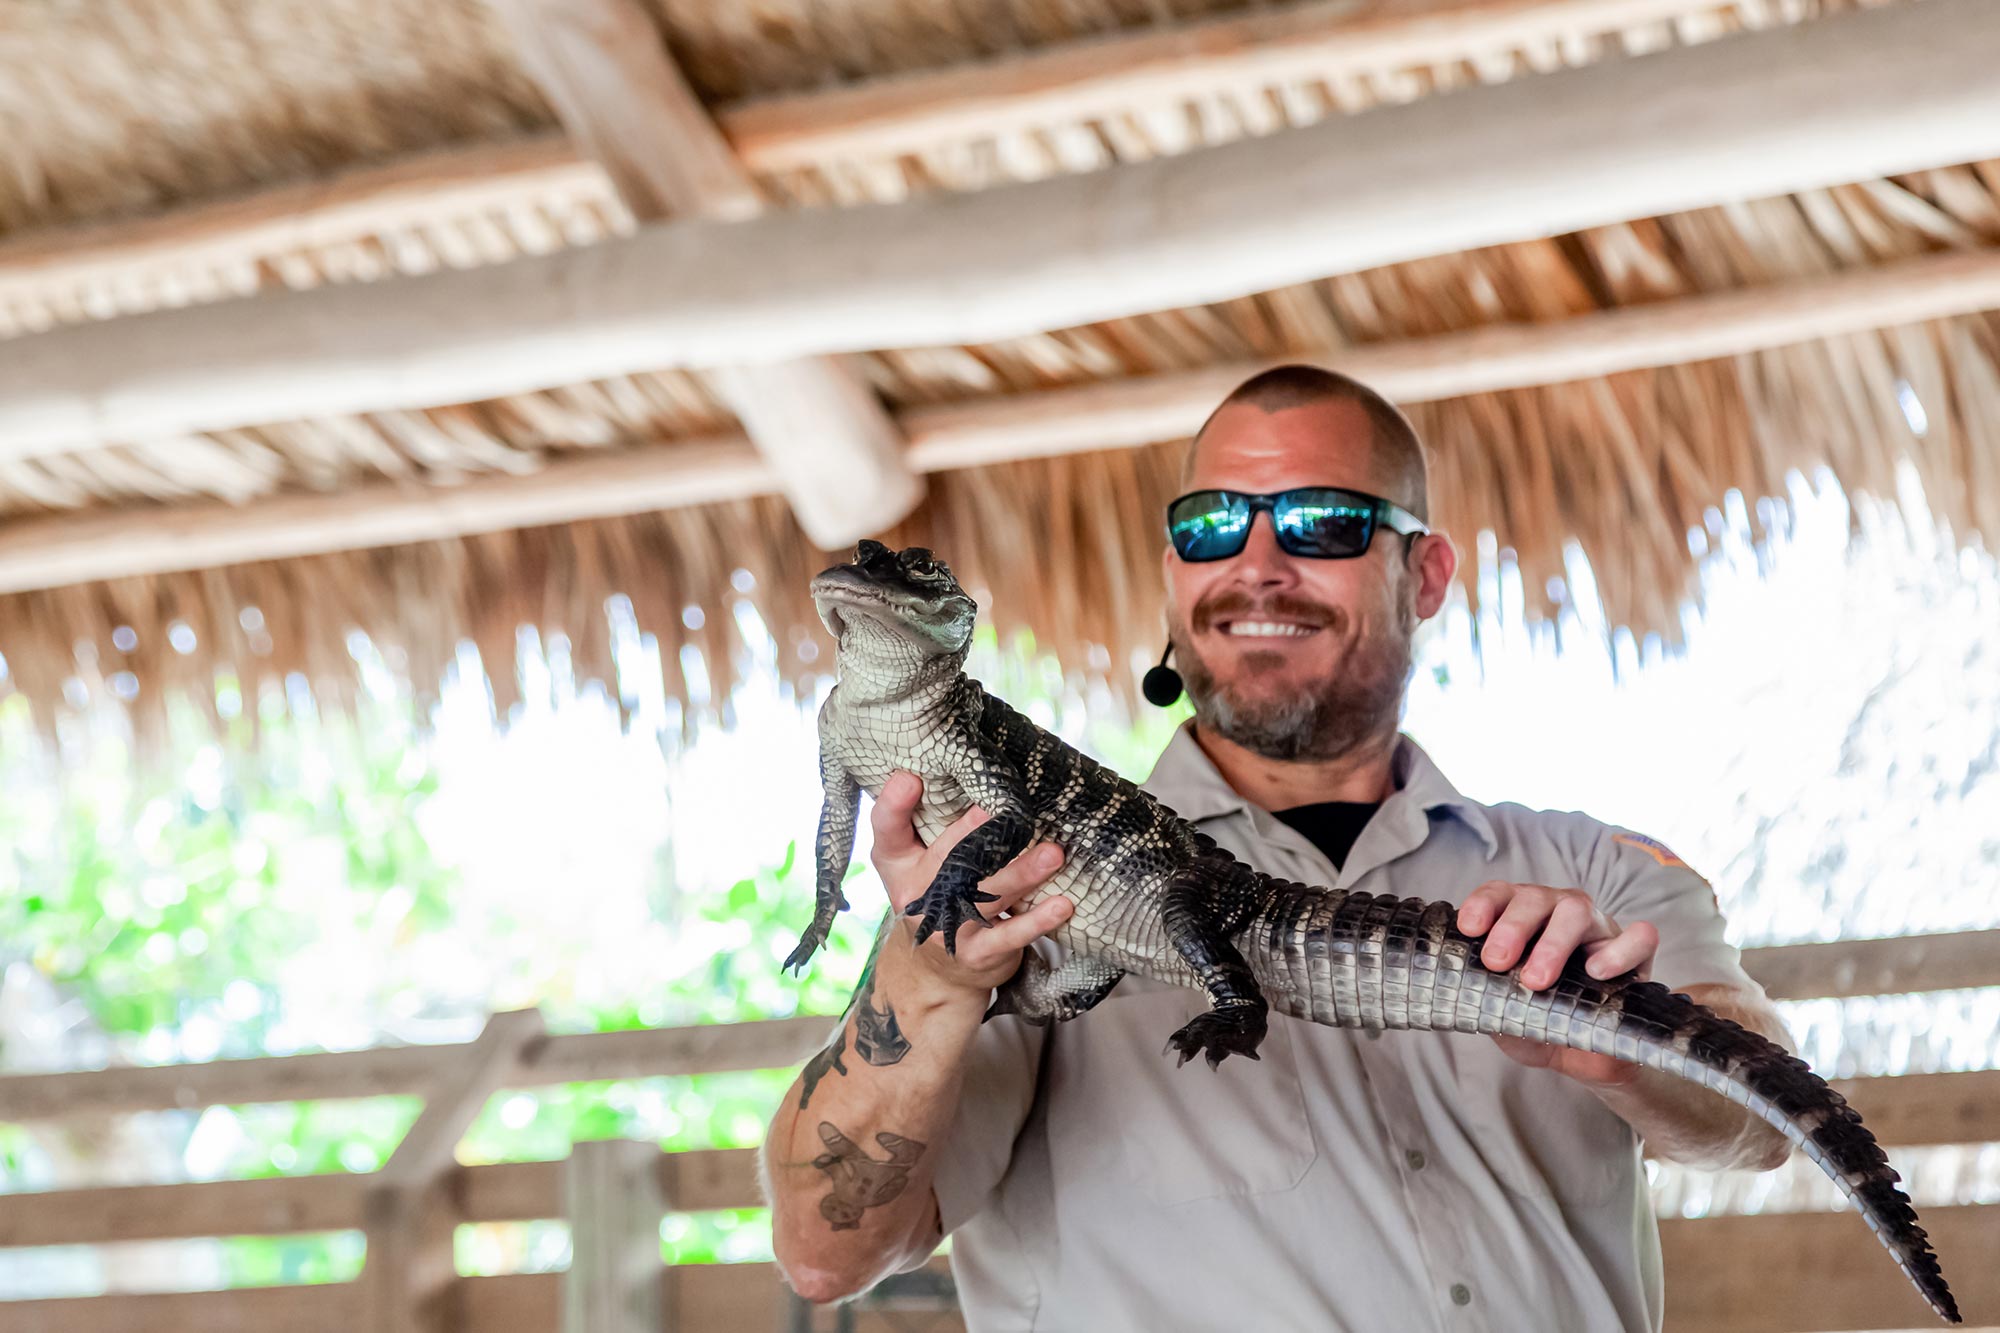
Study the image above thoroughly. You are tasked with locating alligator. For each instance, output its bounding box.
[786,539,1959,1325]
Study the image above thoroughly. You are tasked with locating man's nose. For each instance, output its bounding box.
[1227,512,1299,588]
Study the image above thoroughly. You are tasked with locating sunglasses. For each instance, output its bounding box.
[1166,487,1430,562]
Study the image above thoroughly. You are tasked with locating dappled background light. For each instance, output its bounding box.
[0,466,1993,1293]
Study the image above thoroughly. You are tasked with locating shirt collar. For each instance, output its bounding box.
[1142,720,1500,860]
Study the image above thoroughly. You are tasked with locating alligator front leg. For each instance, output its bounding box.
[905,806,1030,952]
[786,744,862,973]
[1161,869,1269,1069]
[905,734,1032,954]
[984,950,1125,1024]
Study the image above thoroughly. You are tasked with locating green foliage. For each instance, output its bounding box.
[0,690,457,1061]
[0,630,1161,1282]
[217,1232,365,1288]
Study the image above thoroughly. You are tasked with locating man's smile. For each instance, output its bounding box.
[1215,619,1321,640]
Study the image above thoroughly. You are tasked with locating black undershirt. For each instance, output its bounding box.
[1272,801,1382,872]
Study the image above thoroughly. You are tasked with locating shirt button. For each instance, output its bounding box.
[1450,1284,1473,1307]
[1405,1149,1427,1171]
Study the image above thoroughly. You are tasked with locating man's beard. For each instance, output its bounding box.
[1172,590,1415,763]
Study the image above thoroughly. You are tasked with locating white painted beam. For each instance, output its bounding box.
[487,0,920,547]
[4,245,2000,594]
[1,0,1994,459]
[0,0,1715,318]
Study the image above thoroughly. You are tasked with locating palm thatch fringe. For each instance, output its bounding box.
[2,308,1993,746]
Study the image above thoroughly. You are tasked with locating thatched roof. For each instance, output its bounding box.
[1,0,1995,740]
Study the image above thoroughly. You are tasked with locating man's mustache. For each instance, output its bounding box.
[1191,591,1342,635]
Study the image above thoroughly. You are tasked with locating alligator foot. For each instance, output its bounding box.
[785,890,852,974]
[784,925,829,975]
[1164,1005,1268,1069]
[904,877,997,953]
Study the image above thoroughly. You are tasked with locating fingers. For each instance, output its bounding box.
[1518,893,1599,989]
[868,772,927,868]
[961,894,1074,964]
[1462,881,1662,990]
[1468,882,1554,973]
[869,773,997,912]
[1584,920,1659,982]
[973,842,1065,920]
[1455,880,1513,937]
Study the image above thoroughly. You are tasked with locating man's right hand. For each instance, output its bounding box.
[870,770,1073,1004]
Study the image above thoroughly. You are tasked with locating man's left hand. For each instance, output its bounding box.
[1456,881,1660,1088]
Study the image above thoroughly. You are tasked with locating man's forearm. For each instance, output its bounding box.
[1586,984,1796,1171]
[763,940,986,1303]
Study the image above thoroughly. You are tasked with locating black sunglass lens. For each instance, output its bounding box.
[1169,494,1249,560]
[1276,493,1375,557]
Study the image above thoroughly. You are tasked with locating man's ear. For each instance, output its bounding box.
[1410,533,1458,620]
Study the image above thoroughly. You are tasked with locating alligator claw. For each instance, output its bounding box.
[785,922,833,974]
[1164,1008,1267,1069]
[783,937,820,975]
[904,882,998,955]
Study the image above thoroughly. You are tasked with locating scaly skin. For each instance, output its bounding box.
[791,540,1959,1325]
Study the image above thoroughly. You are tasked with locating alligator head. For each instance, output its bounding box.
[811,540,978,690]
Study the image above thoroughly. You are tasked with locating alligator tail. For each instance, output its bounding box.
[1253,889,1960,1324]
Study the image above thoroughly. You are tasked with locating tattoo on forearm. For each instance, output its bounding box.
[797,915,911,1108]
[799,1027,849,1109]
[853,971,911,1066]
[812,1120,926,1230]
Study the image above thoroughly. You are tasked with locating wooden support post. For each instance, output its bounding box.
[362,1009,546,1333]
[489,0,922,549]
[361,1185,461,1333]
[562,1138,669,1333]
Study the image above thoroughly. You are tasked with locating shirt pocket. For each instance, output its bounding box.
[1050,982,1318,1208]
[1452,1044,1629,1213]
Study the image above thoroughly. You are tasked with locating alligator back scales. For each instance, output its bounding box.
[796,540,1960,1324]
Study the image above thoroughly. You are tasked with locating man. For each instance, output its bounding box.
[762,365,1794,1331]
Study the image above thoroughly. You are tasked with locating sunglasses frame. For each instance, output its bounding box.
[1165,486,1430,563]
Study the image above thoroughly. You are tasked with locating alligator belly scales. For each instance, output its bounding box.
[792,540,1961,1324]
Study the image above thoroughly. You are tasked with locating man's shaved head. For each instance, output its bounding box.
[1165,362,1452,765]
[1186,364,1429,520]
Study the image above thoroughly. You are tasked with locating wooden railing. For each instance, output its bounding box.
[0,931,1995,1333]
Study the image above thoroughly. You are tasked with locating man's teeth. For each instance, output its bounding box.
[1224,621,1316,638]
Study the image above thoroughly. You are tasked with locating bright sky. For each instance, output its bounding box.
[420,462,1998,969]
[408,463,2000,1223]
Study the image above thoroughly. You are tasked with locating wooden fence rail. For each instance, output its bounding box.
[0,928,1993,1331]
[3,930,1989,1126]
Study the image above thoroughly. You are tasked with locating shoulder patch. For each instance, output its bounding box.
[1615,831,1719,912]
[1613,831,1690,870]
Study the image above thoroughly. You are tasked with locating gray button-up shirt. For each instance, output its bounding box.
[929,725,1758,1333]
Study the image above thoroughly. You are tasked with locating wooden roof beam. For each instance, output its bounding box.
[489,0,921,548]
[3,245,2000,595]
[0,0,1733,314]
[1,0,1996,456]
[725,0,1715,171]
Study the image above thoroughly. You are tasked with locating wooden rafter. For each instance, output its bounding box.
[0,0,1995,458]
[723,0,1714,171]
[488,0,921,547]
[0,0,1732,314]
[3,246,2000,595]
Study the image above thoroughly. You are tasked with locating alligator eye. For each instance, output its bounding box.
[907,558,939,580]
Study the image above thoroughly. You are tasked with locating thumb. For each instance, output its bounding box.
[868,771,926,866]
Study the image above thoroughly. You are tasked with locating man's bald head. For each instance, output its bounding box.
[1185,364,1429,521]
